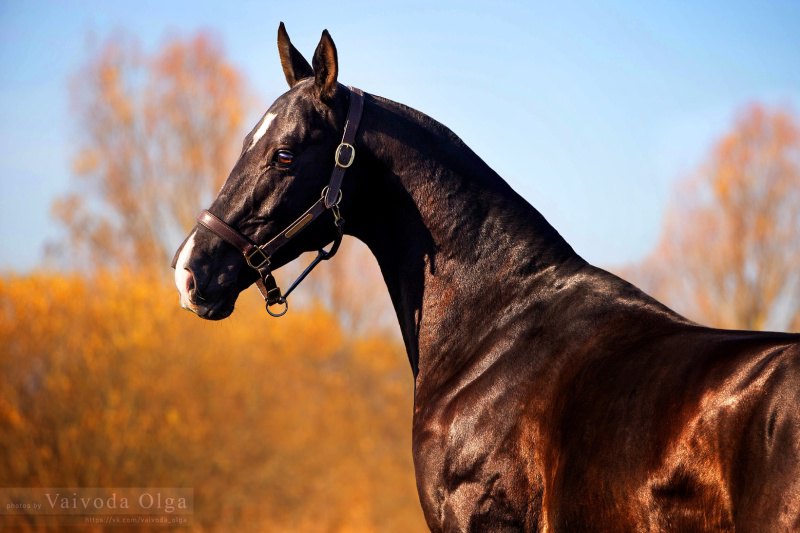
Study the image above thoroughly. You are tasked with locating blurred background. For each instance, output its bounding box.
[1,1,798,530]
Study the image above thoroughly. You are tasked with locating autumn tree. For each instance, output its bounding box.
[51,32,250,271]
[622,104,800,331]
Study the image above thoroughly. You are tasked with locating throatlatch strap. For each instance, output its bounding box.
[325,87,364,208]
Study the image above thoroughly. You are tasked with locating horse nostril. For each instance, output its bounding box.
[185,268,207,303]
[185,269,195,295]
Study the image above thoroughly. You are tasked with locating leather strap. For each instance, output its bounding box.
[325,87,364,208]
[198,210,255,256]
[258,197,328,258]
[198,198,328,264]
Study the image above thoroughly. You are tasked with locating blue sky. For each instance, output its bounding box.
[1,1,798,271]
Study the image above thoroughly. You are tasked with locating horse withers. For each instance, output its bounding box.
[172,24,800,531]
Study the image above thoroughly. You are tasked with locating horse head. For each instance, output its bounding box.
[172,24,361,319]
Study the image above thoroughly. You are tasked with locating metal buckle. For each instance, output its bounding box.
[334,143,356,168]
[245,246,270,270]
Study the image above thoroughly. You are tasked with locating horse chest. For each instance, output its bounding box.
[411,390,544,531]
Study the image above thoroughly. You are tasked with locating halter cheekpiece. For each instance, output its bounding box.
[191,86,365,317]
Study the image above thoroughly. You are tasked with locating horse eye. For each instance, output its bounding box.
[273,150,294,168]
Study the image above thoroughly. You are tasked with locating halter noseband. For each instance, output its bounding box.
[182,86,365,317]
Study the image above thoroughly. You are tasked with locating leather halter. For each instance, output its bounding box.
[178,87,365,317]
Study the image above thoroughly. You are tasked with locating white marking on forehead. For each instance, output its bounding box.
[174,231,197,307]
[247,112,277,152]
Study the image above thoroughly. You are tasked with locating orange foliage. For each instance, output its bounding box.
[620,104,800,331]
[0,272,425,531]
[51,32,251,272]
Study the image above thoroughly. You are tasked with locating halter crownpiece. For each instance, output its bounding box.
[189,86,365,317]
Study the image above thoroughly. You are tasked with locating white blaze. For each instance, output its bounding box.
[247,112,277,152]
[174,231,197,308]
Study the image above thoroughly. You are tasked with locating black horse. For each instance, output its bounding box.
[173,25,800,531]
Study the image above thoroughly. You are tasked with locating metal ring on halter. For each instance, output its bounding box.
[266,298,289,317]
[322,186,343,206]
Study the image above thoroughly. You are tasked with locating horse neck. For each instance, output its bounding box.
[348,95,583,391]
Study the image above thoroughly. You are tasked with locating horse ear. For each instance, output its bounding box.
[277,22,313,88]
[312,29,338,101]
